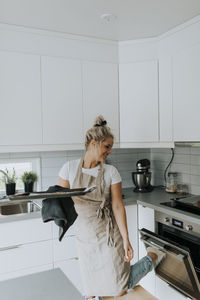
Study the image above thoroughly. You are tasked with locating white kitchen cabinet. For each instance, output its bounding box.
[0,218,53,281]
[155,277,190,300]
[41,56,83,145]
[159,57,173,142]
[0,51,42,145]
[0,218,52,248]
[52,222,83,293]
[125,204,138,264]
[173,44,200,141]
[137,204,156,296]
[82,61,119,142]
[53,235,78,262]
[0,240,53,275]
[119,60,159,143]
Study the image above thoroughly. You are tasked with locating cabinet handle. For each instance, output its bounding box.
[69,257,79,260]
[0,244,22,251]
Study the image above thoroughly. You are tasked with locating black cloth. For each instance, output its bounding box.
[41,185,78,241]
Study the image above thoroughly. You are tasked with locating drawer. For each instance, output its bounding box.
[0,240,53,274]
[52,222,75,239]
[53,235,78,261]
[0,218,52,247]
[0,264,53,282]
[54,258,83,295]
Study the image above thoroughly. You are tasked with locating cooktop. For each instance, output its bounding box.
[161,195,200,216]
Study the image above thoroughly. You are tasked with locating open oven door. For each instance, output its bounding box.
[139,228,200,300]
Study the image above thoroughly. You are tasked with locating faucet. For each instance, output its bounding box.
[0,170,9,183]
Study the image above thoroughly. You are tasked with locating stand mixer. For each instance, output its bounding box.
[132,159,153,192]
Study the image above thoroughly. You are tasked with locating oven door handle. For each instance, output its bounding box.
[140,236,185,261]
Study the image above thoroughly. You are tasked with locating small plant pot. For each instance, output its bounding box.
[24,182,34,193]
[6,183,16,195]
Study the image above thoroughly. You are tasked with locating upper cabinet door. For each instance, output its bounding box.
[0,51,42,145]
[41,56,83,145]
[173,44,200,141]
[159,58,173,142]
[119,60,159,143]
[82,61,119,142]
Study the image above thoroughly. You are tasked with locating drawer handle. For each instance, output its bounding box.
[69,257,79,261]
[0,244,22,251]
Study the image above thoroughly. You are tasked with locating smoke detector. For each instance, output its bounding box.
[100,13,117,23]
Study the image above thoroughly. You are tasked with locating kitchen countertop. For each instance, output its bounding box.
[1,186,200,225]
[133,187,200,225]
[0,268,83,300]
[122,186,200,224]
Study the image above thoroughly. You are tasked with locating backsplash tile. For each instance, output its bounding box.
[3,145,200,194]
[1,148,148,190]
[151,146,200,195]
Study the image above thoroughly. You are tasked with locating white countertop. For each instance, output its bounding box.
[0,268,83,300]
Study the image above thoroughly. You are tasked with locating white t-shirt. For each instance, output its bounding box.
[59,158,121,188]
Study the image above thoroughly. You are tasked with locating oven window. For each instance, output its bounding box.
[157,223,200,281]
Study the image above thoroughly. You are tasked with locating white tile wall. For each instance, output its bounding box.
[151,146,200,195]
[2,146,200,194]
[0,149,150,190]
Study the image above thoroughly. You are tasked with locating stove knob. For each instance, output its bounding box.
[164,217,170,223]
[186,225,193,231]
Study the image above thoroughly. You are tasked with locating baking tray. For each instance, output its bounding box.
[8,186,96,201]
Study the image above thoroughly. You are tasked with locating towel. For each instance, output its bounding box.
[41,185,78,241]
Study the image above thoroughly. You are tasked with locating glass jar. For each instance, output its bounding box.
[165,172,178,193]
[176,184,189,196]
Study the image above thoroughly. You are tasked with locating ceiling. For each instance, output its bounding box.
[0,0,200,41]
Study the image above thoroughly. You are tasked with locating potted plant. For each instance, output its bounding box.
[0,168,17,195]
[21,171,38,192]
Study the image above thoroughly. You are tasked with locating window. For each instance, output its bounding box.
[0,158,41,194]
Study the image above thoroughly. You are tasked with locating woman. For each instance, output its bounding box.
[58,116,165,300]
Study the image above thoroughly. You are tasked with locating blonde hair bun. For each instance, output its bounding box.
[94,115,107,127]
[85,115,114,149]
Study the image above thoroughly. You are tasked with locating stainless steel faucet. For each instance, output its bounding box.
[0,170,9,183]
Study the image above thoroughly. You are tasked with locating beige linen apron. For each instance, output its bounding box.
[72,158,130,297]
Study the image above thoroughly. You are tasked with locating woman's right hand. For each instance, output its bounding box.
[123,239,134,262]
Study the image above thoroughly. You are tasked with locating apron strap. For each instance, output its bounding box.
[96,204,115,247]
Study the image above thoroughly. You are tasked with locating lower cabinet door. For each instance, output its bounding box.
[138,205,156,296]
[0,240,53,275]
[125,204,138,264]
[155,277,190,300]
[53,235,78,261]
[0,264,53,281]
[54,258,84,295]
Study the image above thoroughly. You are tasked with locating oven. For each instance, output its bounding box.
[139,211,200,300]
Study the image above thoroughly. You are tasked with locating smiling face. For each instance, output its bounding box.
[90,137,113,163]
[98,137,113,162]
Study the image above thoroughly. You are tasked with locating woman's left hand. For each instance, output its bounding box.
[123,239,134,262]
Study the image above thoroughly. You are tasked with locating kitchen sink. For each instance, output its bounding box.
[0,201,41,216]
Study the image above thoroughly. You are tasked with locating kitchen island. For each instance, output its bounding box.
[0,268,83,300]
